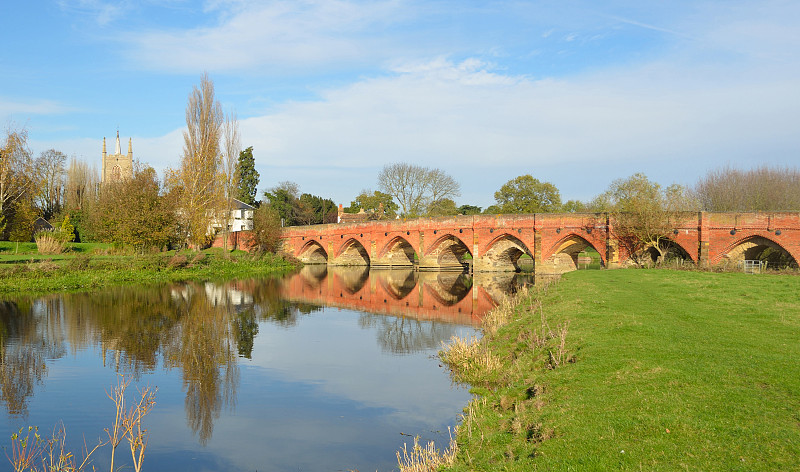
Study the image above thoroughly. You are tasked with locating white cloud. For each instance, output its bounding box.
[125,0,410,73]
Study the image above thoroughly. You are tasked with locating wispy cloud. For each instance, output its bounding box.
[124,0,411,73]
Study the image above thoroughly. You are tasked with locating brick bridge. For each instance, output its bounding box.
[280,212,800,273]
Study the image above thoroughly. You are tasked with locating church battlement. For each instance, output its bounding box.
[101,130,133,183]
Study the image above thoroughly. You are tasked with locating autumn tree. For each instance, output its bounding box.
[377,162,461,217]
[235,146,259,207]
[493,175,561,214]
[601,173,696,265]
[89,163,177,250]
[167,73,224,248]
[0,125,37,238]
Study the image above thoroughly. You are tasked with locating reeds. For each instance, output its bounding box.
[5,375,156,472]
[396,428,458,472]
[34,231,66,255]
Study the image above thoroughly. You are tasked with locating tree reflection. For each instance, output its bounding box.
[358,313,469,355]
[0,299,65,416]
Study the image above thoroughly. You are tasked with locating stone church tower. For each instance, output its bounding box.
[101,130,134,183]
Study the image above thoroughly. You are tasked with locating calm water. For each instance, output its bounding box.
[0,267,531,471]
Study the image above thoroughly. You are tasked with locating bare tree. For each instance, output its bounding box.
[377,163,461,218]
[220,110,241,252]
[167,73,224,248]
[35,149,67,219]
[65,157,98,211]
[694,165,800,211]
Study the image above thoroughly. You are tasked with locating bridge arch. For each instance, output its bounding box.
[374,236,417,268]
[716,235,798,268]
[421,234,472,270]
[297,240,328,264]
[333,238,371,266]
[641,238,694,264]
[543,233,606,273]
[477,234,533,272]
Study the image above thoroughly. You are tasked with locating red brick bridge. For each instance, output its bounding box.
[281,212,800,273]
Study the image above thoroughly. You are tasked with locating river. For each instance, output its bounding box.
[0,267,532,471]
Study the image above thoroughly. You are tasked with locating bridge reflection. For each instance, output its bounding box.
[280,266,536,326]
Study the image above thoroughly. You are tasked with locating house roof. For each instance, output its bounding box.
[231,198,255,210]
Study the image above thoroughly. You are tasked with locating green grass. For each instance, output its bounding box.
[0,247,296,294]
[443,269,800,471]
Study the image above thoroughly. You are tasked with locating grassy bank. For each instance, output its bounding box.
[0,242,296,294]
[437,269,800,471]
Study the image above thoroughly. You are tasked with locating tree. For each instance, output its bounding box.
[427,198,459,216]
[299,193,337,225]
[89,163,177,250]
[235,147,259,207]
[35,149,67,220]
[562,199,587,213]
[377,162,461,217]
[220,110,241,252]
[249,204,282,253]
[0,125,37,238]
[457,204,482,215]
[346,189,398,218]
[263,181,300,226]
[166,73,224,247]
[694,165,800,211]
[64,157,98,211]
[493,175,561,214]
[601,173,695,265]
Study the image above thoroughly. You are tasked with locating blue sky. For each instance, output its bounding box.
[2,0,799,209]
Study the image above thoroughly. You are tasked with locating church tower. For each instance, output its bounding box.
[101,130,134,183]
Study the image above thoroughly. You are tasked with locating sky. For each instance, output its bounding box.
[2,0,799,209]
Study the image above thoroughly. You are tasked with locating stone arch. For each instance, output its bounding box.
[375,236,417,267]
[542,234,605,273]
[717,235,798,268]
[297,240,328,264]
[333,238,371,266]
[421,234,472,270]
[478,234,533,272]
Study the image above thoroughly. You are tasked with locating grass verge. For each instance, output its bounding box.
[0,246,296,294]
[437,269,800,471]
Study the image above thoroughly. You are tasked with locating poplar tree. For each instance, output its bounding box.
[167,73,224,248]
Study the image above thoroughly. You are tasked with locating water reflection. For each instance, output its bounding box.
[0,268,535,454]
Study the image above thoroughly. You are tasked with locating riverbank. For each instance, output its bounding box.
[437,269,800,471]
[0,242,296,294]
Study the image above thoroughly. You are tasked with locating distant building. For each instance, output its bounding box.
[101,130,133,183]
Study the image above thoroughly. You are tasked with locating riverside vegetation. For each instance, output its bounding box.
[0,241,295,294]
[408,269,800,471]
